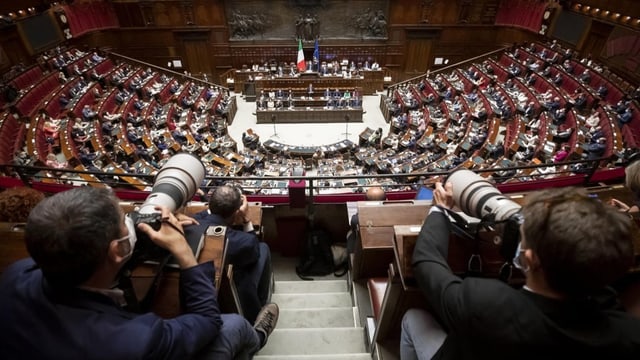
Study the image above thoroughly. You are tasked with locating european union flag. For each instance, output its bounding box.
[313,39,319,71]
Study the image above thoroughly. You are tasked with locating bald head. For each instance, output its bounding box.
[366,186,386,201]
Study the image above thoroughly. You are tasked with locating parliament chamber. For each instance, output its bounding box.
[1,0,640,359]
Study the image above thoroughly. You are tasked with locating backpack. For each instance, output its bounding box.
[296,228,346,280]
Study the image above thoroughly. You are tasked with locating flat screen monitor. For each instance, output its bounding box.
[16,11,64,55]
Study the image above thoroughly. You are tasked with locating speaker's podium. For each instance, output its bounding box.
[244,81,256,102]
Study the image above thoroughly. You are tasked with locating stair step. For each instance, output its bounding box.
[258,328,368,355]
[279,307,356,328]
[272,292,352,309]
[254,354,372,360]
[275,280,348,294]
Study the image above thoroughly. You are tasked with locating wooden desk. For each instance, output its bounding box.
[352,200,431,281]
[353,226,395,280]
[253,71,383,95]
[262,139,354,158]
[256,108,363,124]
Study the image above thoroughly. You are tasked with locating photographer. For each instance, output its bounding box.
[0,187,278,359]
[401,183,640,359]
[193,185,272,323]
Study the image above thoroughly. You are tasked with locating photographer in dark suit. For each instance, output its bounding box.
[193,185,272,323]
[401,182,640,359]
[0,187,278,359]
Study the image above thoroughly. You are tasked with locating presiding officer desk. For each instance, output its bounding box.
[355,185,640,359]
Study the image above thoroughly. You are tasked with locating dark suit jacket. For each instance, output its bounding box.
[0,258,222,359]
[191,211,269,322]
[192,211,260,269]
[412,210,640,360]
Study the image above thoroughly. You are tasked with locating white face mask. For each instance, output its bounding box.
[512,242,529,273]
[115,215,138,261]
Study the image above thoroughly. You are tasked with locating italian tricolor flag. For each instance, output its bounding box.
[297,39,306,72]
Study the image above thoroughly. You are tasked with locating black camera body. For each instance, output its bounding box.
[128,211,166,262]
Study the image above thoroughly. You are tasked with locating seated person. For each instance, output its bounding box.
[524,72,536,86]
[79,147,99,166]
[43,118,60,138]
[72,127,89,143]
[552,73,563,86]
[562,59,574,73]
[577,69,590,83]
[192,185,272,323]
[553,144,570,162]
[515,145,536,161]
[101,120,115,136]
[45,153,67,169]
[0,187,279,359]
[586,137,607,159]
[572,92,588,111]
[126,126,142,144]
[597,84,608,98]
[584,109,601,128]
[311,148,325,166]
[552,108,567,124]
[400,184,640,359]
[552,124,572,141]
[543,97,561,112]
[171,129,188,145]
[82,105,96,121]
[522,102,536,119]
[618,108,633,129]
[59,94,70,108]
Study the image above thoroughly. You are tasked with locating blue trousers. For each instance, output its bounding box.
[195,313,261,360]
[400,308,447,360]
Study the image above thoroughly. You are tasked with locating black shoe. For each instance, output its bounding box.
[254,303,279,347]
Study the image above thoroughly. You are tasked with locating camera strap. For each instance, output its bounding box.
[119,255,171,313]
[437,206,484,275]
[440,207,516,282]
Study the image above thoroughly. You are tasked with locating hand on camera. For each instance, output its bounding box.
[175,213,199,227]
[233,195,251,225]
[433,182,454,209]
[137,206,197,268]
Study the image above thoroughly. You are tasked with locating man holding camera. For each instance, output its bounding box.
[401,182,640,359]
[0,187,278,359]
[193,185,272,323]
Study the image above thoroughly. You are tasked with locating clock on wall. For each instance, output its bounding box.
[59,13,67,24]
[543,9,552,20]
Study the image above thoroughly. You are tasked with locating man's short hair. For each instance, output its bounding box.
[521,187,633,297]
[208,185,242,220]
[25,187,122,288]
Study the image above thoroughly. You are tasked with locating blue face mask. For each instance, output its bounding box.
[512,242,529,273]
